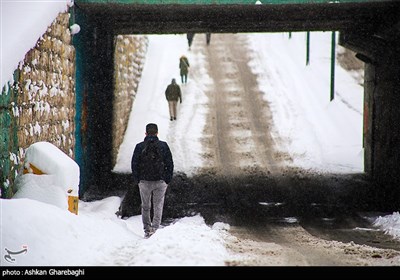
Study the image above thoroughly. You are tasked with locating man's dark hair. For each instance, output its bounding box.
[146,123,158,135]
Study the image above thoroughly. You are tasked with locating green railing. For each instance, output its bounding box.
[75,0,388,4]
[0,74,19,198]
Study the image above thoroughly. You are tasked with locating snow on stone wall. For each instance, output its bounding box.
[1,11,76,198]
[13,141,80,211]
[17,13,75,158]
[16,12,76,158]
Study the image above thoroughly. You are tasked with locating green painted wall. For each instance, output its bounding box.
[0,78,19,198]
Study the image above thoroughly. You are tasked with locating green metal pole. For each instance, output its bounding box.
[306,31,310,66]
[330,31,336,101]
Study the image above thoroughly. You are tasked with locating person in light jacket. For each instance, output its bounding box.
[179,55,190,84]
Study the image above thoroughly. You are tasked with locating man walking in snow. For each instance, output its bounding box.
[187,33,195,50]
[165,78,182,121]
[131,123,174,238]
[206,33,211,45]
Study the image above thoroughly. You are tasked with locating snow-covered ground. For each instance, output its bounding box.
[1,1,400,267]
[2,196,231,266]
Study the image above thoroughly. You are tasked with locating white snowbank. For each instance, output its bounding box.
[13,142,79,211]
[1,197,231,266]
[374,212,400,240]
[22,142,79,196]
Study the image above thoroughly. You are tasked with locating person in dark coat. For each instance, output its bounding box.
[187,33,195,50]
[165,78,182,121]
[131,123,174,238]
[179,55,190,84]
[206,33,211,45]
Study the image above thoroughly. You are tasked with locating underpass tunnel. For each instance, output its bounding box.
[73,1,400,211]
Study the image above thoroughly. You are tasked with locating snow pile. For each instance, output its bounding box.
[374,212,400,240]
[1,197,136,266]
[13,174,69,210]
[115,215,230,266]
[13,142,79,210]
[1,197,231,266]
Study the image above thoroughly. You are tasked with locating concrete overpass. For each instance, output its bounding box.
[72,0,400,203]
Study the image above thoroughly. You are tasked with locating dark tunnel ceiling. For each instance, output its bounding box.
[75,2,400,34]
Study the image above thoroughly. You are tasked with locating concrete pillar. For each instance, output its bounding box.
[340,31,400,208]
[364,44,400,206]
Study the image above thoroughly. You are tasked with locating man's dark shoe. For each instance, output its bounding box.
[174,117,176,120]
[144,231,154,239]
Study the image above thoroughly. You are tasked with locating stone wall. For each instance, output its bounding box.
[112,35,148,166]
[18,12,76,156]
[0,11,75,198]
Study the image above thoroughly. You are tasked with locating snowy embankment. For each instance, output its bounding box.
[1,196,232,266]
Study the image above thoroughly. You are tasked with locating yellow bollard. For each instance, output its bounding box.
[67,189,78,215]
[22,142,80,215]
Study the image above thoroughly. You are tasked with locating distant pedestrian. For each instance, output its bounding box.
[131,123,174,239]
[165,78,182,121]
[187,33,195,50]
[206,33,211,45]
[179,55,190,84]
